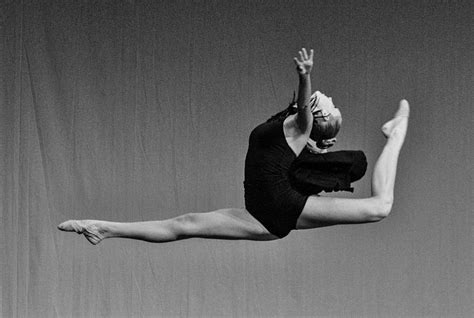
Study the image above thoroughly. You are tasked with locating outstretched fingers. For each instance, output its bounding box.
[296,48,313,62]
[294,48,314,75]
[299,49,306,60]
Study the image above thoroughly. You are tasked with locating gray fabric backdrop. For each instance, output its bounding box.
[1,0,472,317]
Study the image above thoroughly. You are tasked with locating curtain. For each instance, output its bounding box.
[1,0,472,317]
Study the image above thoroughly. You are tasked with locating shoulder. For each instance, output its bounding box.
[250,120,280,139]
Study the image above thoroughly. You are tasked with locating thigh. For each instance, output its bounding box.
[296,195,377,230]
[183,208,279,241]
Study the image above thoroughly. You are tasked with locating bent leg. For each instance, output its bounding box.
[296,100,409,229]
[296,196,392,229]
[58,208,278,245]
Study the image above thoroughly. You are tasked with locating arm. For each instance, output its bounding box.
[293,48,314,134]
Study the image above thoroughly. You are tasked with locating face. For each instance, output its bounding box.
[310,91,341,121]
[308,91,342,143]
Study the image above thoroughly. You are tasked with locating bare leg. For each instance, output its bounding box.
[58,208,278,245]
[58,101,409,242]
[374,99,409,200]
[296,100,409,229]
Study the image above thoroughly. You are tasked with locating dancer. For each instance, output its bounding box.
[58,48,409,245]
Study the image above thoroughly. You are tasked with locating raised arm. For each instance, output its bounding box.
[293,48,314,134]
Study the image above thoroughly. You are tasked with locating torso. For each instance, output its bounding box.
[243,119,309,238]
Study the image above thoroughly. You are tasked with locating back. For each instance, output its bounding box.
[244,120,296,187]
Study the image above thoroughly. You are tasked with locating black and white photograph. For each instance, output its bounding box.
[1,0,472,317]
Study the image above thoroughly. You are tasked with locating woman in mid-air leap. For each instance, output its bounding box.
[58,48,409,244]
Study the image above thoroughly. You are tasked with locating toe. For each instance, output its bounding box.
[57,220,73,231]
[395,99,410,118]
[57,220,83,233]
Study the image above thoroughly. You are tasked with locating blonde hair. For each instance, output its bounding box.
[311,112,342,148]
[267,91,342,145]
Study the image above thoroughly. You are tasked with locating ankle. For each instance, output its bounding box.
[98,221,114,237]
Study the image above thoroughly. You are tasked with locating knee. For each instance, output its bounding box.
[172,213,200,238]
[366,197,393,222]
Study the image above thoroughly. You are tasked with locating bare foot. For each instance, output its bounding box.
[381,99,410,141]
[58,220,107,245]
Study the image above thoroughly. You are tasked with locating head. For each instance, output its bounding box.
[266,91,342,149]
[309,91,342,150]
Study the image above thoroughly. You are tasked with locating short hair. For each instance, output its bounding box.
[266,104,342,143]
[267,92,342,148]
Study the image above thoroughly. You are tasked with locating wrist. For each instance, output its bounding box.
[299,72,310,79]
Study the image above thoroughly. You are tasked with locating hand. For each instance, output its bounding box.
[293,48,314,75]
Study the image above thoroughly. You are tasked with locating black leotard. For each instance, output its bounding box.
[244,120,308,238]
[244,120,367,238]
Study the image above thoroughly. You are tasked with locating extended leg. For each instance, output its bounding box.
[58,208,278,245]
[296,100,409,229]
